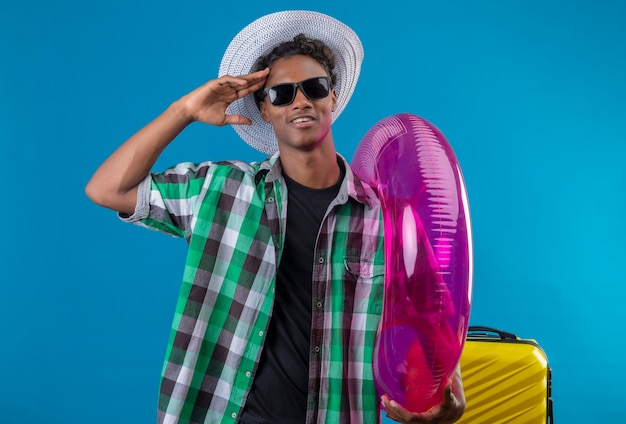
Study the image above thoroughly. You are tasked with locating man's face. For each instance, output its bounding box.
[260,55,337,152]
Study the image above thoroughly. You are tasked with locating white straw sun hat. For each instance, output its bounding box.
[218,10,364,154]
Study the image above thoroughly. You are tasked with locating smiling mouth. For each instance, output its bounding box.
[291,116,314,123]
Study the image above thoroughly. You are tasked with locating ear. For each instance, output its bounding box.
[260,101,271,122]
[331,88,338,112]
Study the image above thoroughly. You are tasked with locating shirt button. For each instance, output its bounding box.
[246,371,251,377]
[258,330,264,337]
[318,257,324,264]
[314,346,320,353]
[231,412,237,419]
[267,196,275,203]
[316,301,323,308]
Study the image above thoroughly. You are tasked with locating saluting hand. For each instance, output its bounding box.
[177,67,270,126]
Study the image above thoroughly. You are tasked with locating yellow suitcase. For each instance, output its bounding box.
[457,326,554,423]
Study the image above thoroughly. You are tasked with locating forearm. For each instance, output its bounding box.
[85,100,193,214]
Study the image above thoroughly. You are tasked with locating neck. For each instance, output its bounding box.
[279,145,341,189]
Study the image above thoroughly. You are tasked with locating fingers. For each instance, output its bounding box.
[222,114,253,126]
[382,395,425,423]
[217,67,270,98]
[381,395,407,423]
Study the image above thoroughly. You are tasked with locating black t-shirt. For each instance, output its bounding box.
[239,166,344,423]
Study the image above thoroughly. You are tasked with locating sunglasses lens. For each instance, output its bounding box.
[302,77,330,100]
[268,84,296,106]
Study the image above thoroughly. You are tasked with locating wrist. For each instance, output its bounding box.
[169,99,195,126]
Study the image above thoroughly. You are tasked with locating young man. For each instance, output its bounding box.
[85,11,465,424]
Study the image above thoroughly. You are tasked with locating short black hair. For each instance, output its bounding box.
[252,34,337,109]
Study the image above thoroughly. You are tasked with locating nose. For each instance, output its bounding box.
[291,86,311,107]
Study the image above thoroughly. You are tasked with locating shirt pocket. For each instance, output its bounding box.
[344,258,384,279]
[343,257,385,315]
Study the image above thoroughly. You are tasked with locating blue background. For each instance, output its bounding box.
[1,1,624,423]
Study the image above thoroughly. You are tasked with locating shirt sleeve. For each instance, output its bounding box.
[118,162,213,239]
[117,173,152,222]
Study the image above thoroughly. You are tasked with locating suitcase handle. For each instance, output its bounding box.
[467,326,518,340]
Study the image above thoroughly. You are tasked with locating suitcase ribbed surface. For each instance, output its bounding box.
[457,338,550,423]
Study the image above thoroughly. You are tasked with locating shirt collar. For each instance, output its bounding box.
[255,152,379,209]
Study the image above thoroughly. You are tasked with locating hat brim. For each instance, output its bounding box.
[218,10,364,154]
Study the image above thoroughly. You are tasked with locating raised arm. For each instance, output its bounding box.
[85,68,270,215]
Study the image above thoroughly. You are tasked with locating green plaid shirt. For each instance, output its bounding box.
[122,152,385,423]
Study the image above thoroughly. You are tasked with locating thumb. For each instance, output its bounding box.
[222,114,253,126]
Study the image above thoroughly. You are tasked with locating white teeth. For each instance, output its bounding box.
[292,117,312,123]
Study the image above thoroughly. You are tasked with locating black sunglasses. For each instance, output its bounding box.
[262,76,332,106]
